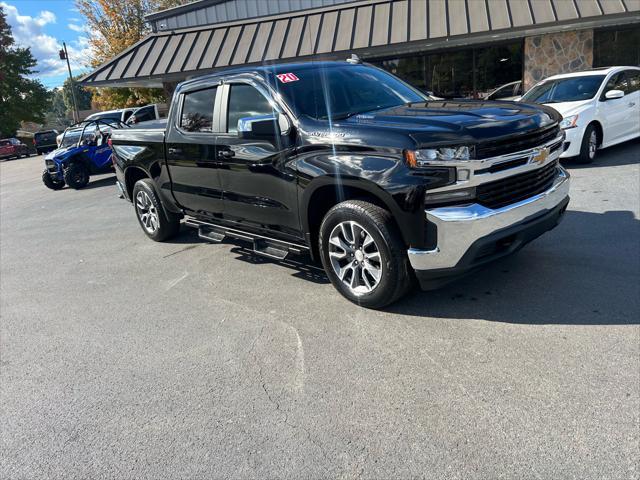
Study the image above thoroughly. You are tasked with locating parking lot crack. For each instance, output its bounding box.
[249,323,328,463]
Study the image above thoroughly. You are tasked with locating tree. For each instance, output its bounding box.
[63,76,93,112]
[76,0,190,110]
[0,6,51,137]
[43,89,73,130]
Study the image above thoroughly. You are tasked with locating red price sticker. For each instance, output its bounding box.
[276,73,300,83]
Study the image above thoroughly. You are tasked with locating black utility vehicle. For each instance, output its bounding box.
[111,61,570,308]
[33,130,58,154]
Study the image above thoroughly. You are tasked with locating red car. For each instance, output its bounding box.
[0,138,30,160]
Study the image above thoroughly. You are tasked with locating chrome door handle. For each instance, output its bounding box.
[629,102,636,107]
[217,150,235,159]
[168,147,182,155]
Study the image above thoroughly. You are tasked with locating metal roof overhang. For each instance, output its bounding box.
[81,0,640,88]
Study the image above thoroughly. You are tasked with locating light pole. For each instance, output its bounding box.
[59,42,79,123]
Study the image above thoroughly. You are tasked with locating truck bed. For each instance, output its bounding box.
[112,119,166,143]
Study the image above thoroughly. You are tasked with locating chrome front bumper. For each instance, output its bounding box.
[408,167,570,271]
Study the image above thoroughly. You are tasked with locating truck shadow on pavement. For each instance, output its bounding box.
[389,209,640,325]
[170,208,638,325]
[560,137,639,169]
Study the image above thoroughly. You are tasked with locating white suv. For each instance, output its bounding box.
[520,66,640,163]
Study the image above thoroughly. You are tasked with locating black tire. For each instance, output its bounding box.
[319,200,412,309]
[36,148,42,155]
[42,169,65,190]
[63,162,90,189]
[576,124,598,164]
[132,178,180,242]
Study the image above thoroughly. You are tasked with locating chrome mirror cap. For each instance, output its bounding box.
[278,113,291,135]
[236,113,291,136]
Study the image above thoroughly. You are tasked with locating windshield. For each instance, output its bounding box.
[268,64,426,120]
[60,129,82,148]
[522,75,605,103]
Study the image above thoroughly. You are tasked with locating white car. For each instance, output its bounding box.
[520,66,640,163]
[484,80,523,101]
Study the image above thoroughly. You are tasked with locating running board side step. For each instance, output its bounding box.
[185,217,308,261]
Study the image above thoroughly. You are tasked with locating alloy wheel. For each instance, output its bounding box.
[135,190,159,234]
[328,221,383,294]
[588,130,597,159]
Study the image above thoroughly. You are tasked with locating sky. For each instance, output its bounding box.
[2,0,92,89]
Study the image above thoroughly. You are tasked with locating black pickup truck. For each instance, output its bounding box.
[111,61,570,308]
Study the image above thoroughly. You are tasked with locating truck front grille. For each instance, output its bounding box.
[476,125,561,159]
[476,160,559,210]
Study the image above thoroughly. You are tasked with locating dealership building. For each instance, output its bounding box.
[82,0,640,98]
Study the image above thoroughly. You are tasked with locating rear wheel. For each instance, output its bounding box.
[576,124,598,164]
[319,200,412,309]
[64,162,90,189]
[42,169,65,190]
[133,179,180,241]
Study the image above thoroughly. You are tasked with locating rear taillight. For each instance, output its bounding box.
[33,138,37,145]
[107,138,113,147]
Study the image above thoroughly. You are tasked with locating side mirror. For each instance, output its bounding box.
[605,89,624,100]
[237,113,291,140]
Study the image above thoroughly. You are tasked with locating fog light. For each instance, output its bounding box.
[457,169,470,181]
[425,187,476,206]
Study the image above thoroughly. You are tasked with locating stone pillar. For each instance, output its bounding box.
[523,30,594,90]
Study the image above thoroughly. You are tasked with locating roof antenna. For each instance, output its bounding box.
[346,54,362,64]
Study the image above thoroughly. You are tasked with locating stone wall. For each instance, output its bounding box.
[524,30,593,89]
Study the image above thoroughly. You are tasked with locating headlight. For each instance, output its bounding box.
[405,146,472,167]
[559,114,579,129]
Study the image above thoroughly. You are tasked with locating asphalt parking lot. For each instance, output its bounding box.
[1,141,639,479]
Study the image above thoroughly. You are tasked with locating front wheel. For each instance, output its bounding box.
[132,179,180,242]
[64,163,90,189]
[42,169,65,190]
[319,200,412,309]
[576,124,598,164]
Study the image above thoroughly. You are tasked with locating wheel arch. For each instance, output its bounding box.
[303,178,411,259]
[124,166,151,200]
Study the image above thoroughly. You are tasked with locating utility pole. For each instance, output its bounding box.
[59,42,79,123]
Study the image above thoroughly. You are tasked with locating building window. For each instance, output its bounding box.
[372,41,523,100]
[594,27,640,67]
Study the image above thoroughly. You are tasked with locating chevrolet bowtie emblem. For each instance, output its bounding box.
[531,147,550,165]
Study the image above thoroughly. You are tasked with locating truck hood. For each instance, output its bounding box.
[344,100,559,143]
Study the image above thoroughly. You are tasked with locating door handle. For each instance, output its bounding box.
[168,147,182,155]
[629,102,636,107]
[217,150,235,159]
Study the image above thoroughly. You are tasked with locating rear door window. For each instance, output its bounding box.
[180,88,216,132]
